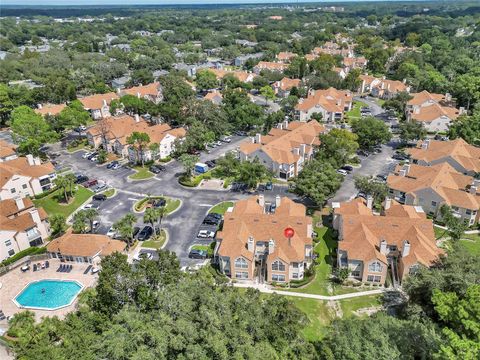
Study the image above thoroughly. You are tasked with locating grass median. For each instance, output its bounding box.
[33,186,93,217]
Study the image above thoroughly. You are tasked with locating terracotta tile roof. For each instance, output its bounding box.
[255,61,289,72]
[217,196,312,264]
[407,91,446,106]
[0,157,55,188]
[47,231,126,258]
[274,77,301,91]
[0,198,34,218]
[343,56,367,67]
[407,139,480,173]
[381,79,408,93]
[295,87,352,113]
[410,103,460,123]
[0,140,17,158]
[0,198,47,233]
[276,52,297,61]
[203,90,223,102]
[34,103,66,116]
[239,120,324,165]
[387,163,480,210]
[335,200,443,268]
[121,82,160,98]
[79,92,119,110]
[305,54,318,62]
[209,69,256,82]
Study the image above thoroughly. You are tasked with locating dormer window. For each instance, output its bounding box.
[272,260,285,271]
[368,261,383,273]
[234,257,248,269]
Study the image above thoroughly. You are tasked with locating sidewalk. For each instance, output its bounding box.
[233,282,384,300]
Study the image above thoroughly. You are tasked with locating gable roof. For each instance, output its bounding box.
[0,140,17,159]
[295,87,352,113]
[410,103,460,123]
[407,90,446,106]
[274,77,301,91]
[407,138,480,173]
[0,198,47,233]
[34,103,67,116]
[79,92,119,110]
[47,231,126,257]
[121,82,161,98]
[0,157,55,188]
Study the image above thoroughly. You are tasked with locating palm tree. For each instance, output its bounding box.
[113,213,137,249]
[127,131,151,167]
[65,173,77,198]
[156,207,167,234]
[72,211,87,233]
[54,175,69,202]
[144,207,159,236]
[84,208,99,233]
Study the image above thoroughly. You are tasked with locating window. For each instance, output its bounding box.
[367,275,381,283]
[272,274,286,282]
[292,262,299,269]
[452,206,459,212]
[466,209,472,215]
[4,240,12,247]
[8,249,15,256]
[234,257,248,269]
[272,260,286,271]
[368,261,383,273]
[235,272,249,279]
[22,184,28,189]
[292,273,299,279]
[351,270,361,277]
[431,201,437,207]
[10,188,16,193]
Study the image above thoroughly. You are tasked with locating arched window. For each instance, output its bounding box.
[234,257,248,269]
[368,261,383,273]
[272,260,286,271]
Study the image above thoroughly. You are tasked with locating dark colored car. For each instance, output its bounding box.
[93,194,107,201]
[357,150,370,157]
[75,175,89,184]
[265,182,273,190]
[202,215,220,226]
[376,174,388,182]
[205,160,216,168]
[341,165,354,172]
[83,179,98,188]
[208,213,222,220]
[188,249,208,259]
[188,149,200,155]
[107,161,118,169]
[392,154,408,161]
[87,152,98,160]
[137,226,154,241]
[132,226,141,239]
[150,165,165,174]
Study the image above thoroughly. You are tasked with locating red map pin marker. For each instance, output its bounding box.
[284,227,295,239]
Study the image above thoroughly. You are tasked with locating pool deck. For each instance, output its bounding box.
[0,259,98,324]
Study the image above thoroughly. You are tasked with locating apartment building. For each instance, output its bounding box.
[119,82,163,104]
[0,155,56,200]
[216,195,314,283]
[276,51,297,63]
[359,75,410,99]
[0,197,50,262]
[272,77,301,97]
[209,68,257,83]
[342,56,368,70]
[34,103,67,117]
[387,162,480,226]
[407,138,480,176]
[238,120,324,179]
[0,140,18,162]
[79,92,119,120]
[203,90,223,105]
[405,91,464,133]
[47,231,126,264]
[294,87,353,122]
[332,198,443,285]
[86,114,185,160]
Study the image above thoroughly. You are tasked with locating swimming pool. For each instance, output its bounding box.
[14,280,83,310]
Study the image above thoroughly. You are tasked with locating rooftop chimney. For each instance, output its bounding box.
[275,195,281,208]
[37,104,43,109]
[402,240,411,257]
[135,114,140,123]
[102,99,107,107]
[26,154,35,166]
[445,93,452,102]
[470,185,477,195]
[380,239,387,255]
[247,236,254,253]
[366,195,373,210]
[15,197,24,210]
[268,239,275,254]
[255,133,262,144]
[421,139,429,150]
[116,87,121,94]
[293,147,300,156]
[258,194,265,208]
[283,120,289,130]
[403,164,410,175]
[384,197,391,210]
[30,209,41,225]
[399,169,407,177]
[300,144,306,156]
[277,122,283,130]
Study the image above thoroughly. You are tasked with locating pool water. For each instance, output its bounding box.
[15,280,83,310]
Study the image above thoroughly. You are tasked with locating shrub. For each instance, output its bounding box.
[33,187,57,199]
[0,247,47,267]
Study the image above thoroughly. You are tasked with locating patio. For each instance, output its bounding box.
[0,258,98,324]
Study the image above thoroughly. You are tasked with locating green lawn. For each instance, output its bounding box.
[339,295,381,318]
[288,297,333,341]
[459,233,480,256]
[434,226,448,239]
[345,100,363,120]
[33,186,93,217]
[209,201,234,215]
[134,196,181,213]
[102,188,115,198]
[192,242,216,257]
[128,166,154,180]
[142,230,166,249]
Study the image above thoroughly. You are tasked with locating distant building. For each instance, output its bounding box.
[272,77,301,98]
[295,87,353,122]
[203,90,223,105]
[111,76,131,90]
[34,103,66,117]
[234,52,263,67]
[0,140,18,163]
[79,92,119,120]
[253,61,288,74]
[120,82,163,104]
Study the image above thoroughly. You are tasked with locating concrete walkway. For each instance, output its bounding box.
[233,282,384,300]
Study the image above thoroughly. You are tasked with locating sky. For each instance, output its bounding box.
[3,0,411,6]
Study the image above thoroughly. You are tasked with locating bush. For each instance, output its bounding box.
[157,156,172,163]
[0,247,47,267]
[33,187,57,200]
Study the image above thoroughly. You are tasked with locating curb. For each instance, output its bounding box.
[160,228,169,249]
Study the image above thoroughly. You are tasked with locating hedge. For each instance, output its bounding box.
[1,247,47,267]
[33,187,57,200]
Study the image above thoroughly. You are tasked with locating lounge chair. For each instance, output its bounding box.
[60,264,66,272]
[45,261,49,268]
[69,265,73,272]
[83,265,92,274]
[33,264,37,272]
[0,312,6,321]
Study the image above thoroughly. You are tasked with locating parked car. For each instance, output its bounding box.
[132,226,141,239]
[149,165,165,174]
[215,141,223,146]
[75,175,88,184]
[92,221,100,232]
[221,136,232,143]
[356,192,367,200]
[82,152,93,159]
[341,165,354,172]
[90,155,98,162]
[84,202,100,210]
[112,163,121,170]
[87,152,98,160]
[208,213,222,220]
[392,153,408,160]
[265,181,273,190]
[376,174,388,182]
[357,150,370,157]
[93,183,107,193]
[197,230,216,238]
[83,179,98,188]
[337,169,348,176]
[93,194,107,201]
[137,226,154,241]
[205,160,216,168]
[106,226,117,238]
[188,249,208,259]
[153,198,166,208]
[134,252,153,261]
[107,161,118,169]
[202,215,221,226]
